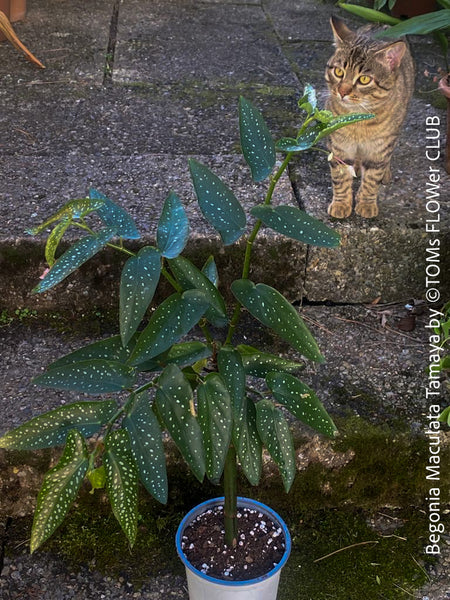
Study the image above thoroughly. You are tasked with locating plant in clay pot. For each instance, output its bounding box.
[0,87,373,598]
[338,0,450,172]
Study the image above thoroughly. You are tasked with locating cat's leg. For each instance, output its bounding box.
[355,159,390,218]
[328,158,355,219]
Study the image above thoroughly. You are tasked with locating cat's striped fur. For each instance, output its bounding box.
[325,17,415,218]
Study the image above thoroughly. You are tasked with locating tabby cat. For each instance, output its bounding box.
[325,16,415,218]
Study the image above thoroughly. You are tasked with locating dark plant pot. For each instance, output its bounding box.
[176,497,291,600]
[438,74,450,174]
[391,0,438,18]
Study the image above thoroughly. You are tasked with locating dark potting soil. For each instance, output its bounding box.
[180,504,286,581]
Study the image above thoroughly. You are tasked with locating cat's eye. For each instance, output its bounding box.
[358,75,372,85]
[334,67,344,78]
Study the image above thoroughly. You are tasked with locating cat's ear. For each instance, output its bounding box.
[374,41,406,71]
[330,16,354,45]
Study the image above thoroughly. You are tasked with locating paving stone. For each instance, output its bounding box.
[114,0,297,87]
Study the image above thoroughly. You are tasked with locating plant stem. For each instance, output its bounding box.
[224,152,293,346]
[223,445,238,547]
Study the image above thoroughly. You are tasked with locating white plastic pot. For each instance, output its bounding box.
[176,496,291,600]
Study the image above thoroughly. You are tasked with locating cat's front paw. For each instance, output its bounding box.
[328,201,352,219]
[355,201,378,218]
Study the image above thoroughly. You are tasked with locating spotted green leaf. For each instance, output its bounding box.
[123,391,168,504]
[33,227,117,294]
[189,159,246,245]
[104,430,138,547]
[251,205,341,248]
[231,280,324,363]
[298,83,317,115]
[198,373,232,483]
[120,246,162,347]
[233,398,262,486]
[236,344,302,378]
[217,347,245,418]
[239,96,276,182]
[155,364,205,482]
[256,399,296,492]
[45,218,72,267]
[30,429,89,552]
[27,197,105,236]
[156,191,189,258]
[202,255,219,287]
[266,372,337,438]
[136,341,212,372]
[0,400,117,450]
[33,360,136,394]
[128,290,209,366]
[276,113,375,153]
[48,335,137,370]
[90,188,140,240]
[169,256,228,327]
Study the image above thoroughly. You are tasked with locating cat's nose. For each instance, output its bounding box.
[338,83,352,98]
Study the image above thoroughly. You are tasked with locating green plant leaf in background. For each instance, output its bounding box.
[45,218,72,267]
[155,364,205,482]
[376,9,450,36]
[239,96,276,182]
[156,191,189,258]
[236,344,302,378]
[123,391,168,504]
[189,159,247,245]
[33,227,117,294]
[256,399,296,492]
[266,372,337,438]
[27,197,105,236]
[337,3,401,25]
[169,256,228,327]
[48,335,137,370]
[90,188,140,240]
[136,341,212,373]
[104,429,139,547]
[128,290,209,366]
[197,373,233,483]
[33,360,136,394]
[0,400,118,450]
[231,279,324,362]
[120,246,162,347]
[439,405,450,425]
[251,205,341,248]
[30,429,89,552]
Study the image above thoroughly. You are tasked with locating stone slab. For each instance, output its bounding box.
[113,0,297,87]
[264,0,342,42]
[0,0,113,85]
[0,82,299,157]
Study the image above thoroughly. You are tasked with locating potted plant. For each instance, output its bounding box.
[0,88,373,598]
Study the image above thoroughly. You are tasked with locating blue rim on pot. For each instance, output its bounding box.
[175,496,292,587]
